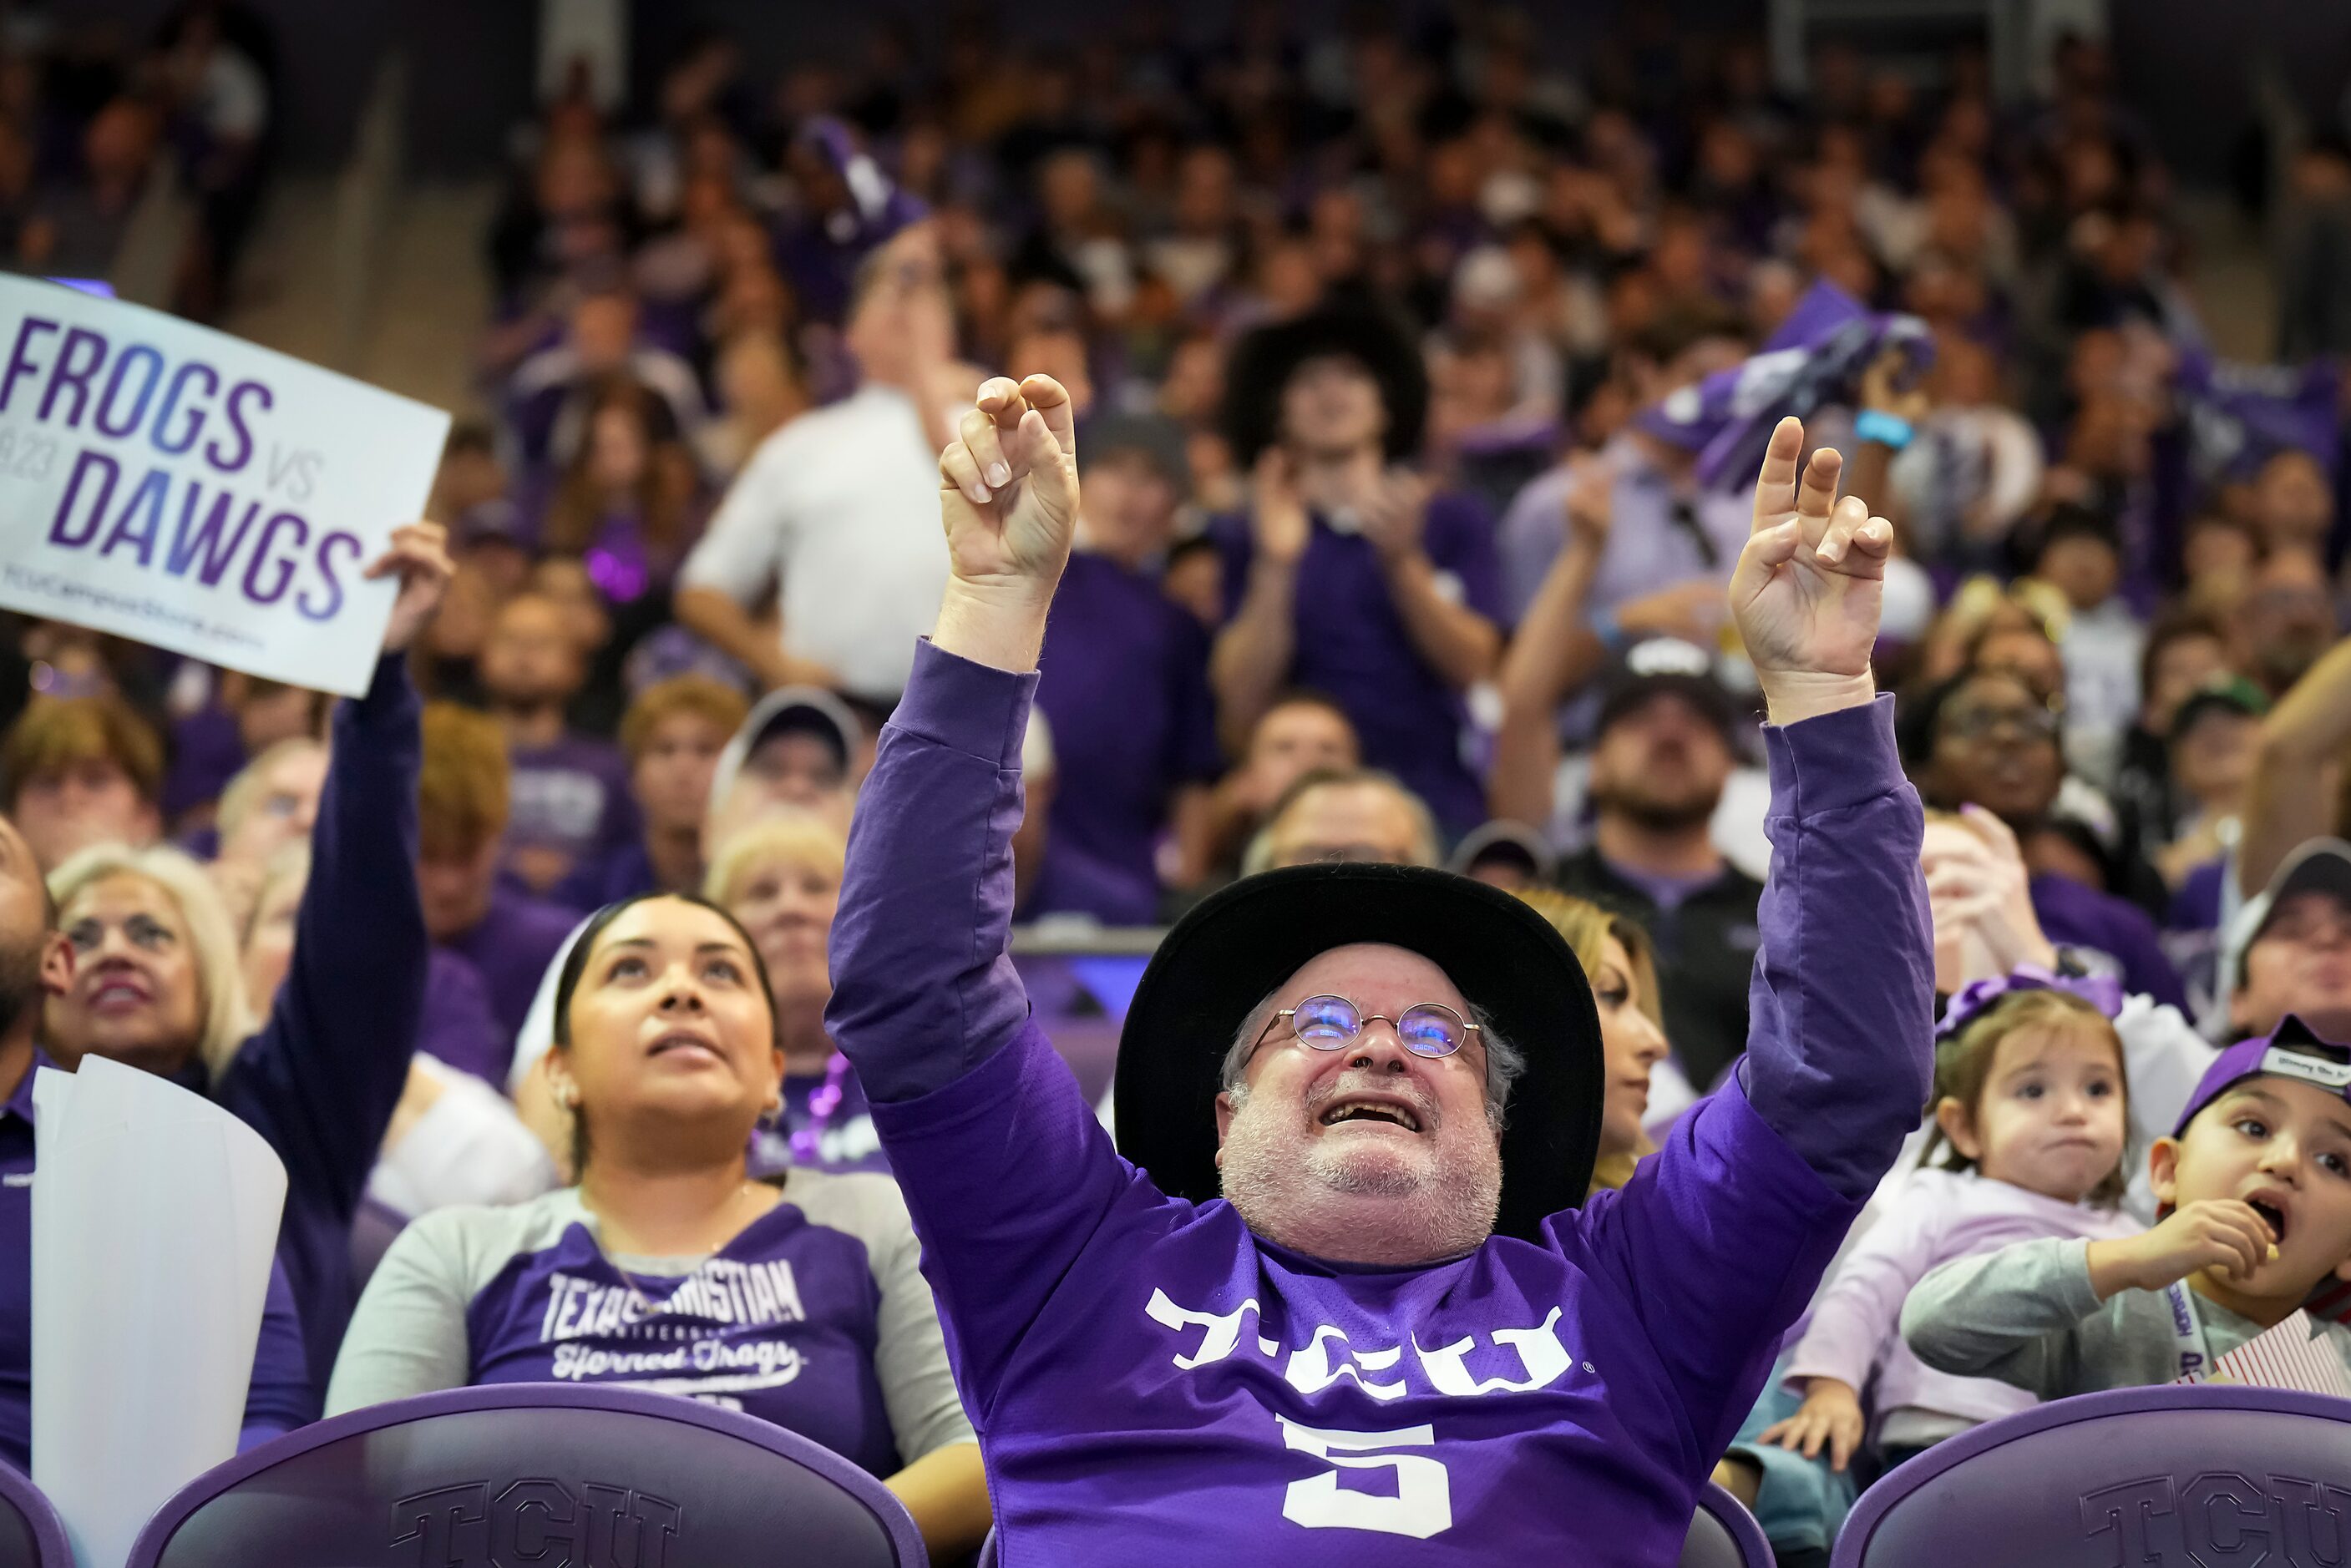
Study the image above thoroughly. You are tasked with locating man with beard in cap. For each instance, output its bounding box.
[823,376,1933,1563]
[1206,306,1504,838]
[1558,640,1765,1095]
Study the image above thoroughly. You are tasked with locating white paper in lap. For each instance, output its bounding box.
[31,1060,287,1568]
[2172,1308,2351,1399]
[0,275,448,695]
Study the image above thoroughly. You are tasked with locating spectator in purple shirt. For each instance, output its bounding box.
[1208,307,1505,837]
[418,704,583,1044]
[480,593,639,899]
[159,676,327,842]
[0,812,312,1470]
[1031,414,1222,923]
[32,524,448,1396]
[559,675,749,909]
[829,380,1929,1561]
[1903,666,2186,1009]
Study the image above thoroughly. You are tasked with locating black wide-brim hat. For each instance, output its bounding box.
[1113,863,1604,1243]
[1219,306,1431,468]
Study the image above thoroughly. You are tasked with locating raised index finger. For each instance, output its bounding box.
[1017,373,1077,462]
[1750,415,1806,534]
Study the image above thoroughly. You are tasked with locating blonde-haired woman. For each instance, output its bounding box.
[40,522,451,1394]
[704,813,886,1174]
[1513,888,1685,1195]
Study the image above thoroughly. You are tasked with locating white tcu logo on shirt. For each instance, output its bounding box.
[1143,1288,1583,1540]
[1143,1289,1576,1401]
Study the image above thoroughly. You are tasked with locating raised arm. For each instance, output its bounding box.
[826,375,1079,1100]
[1727,420,1934,1194]
[1488,458,1612,825]
[1208,451,1307,755]
[226,524,448,1221]
[2237,633,2351,899]
[1583,417,1934,1459]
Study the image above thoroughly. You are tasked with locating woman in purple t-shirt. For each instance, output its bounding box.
[327,893,986,1560]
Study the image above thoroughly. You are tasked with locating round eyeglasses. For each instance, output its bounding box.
[1253,994,1478,1062]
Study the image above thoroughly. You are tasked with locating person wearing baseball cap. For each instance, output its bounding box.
[704,685,862,846]
[1906,1014,2351,1396]
[2218,838,2351,1044]
[1557,640,1765,1093]
[824,381,1933,1561]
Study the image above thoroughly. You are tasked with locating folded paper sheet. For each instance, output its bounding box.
[2171,1308,2351,1399]
[30,1059,287,1568]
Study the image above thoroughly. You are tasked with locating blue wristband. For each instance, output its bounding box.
[1854,409,1916,450]
[1590,606,1626,654]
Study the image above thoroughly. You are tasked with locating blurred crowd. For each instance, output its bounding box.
[12,6,2351,1561]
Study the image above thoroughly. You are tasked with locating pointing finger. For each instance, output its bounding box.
[1750,416,1805,534]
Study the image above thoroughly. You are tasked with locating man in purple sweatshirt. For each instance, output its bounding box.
[826,380,1933,1564]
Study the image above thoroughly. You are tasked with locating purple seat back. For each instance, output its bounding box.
[0,1465,70,1568]
[1684,1482,1771,1568]
[1832,1384,2351,1567]
[124,1384,926,1568]
[972,1484,1762,1565]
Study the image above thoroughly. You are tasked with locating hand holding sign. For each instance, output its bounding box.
[366,521,453,655]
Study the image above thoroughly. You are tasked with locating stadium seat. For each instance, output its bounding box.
[0,1463,71,1568]
[1685,1481,1772,1568]
[1832,1384,2351,1566]
[970,1483,1767,1565]
[122,1383,926,1567]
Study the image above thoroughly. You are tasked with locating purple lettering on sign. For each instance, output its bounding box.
[38,326,108,427]
[48,448,118,547]
[151,361,217,455]
[0,317,57,413]
[94,342,165,440]
[296,531,359,622]
[241,510,307,604]
[165,484,261,584]
[99,468,169,567]
[205,379,271,473]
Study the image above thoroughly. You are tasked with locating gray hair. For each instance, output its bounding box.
[1219,985,1527,1133]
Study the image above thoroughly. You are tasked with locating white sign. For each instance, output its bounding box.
[0,276,449,695]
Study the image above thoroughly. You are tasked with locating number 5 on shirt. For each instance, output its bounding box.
[1276,1417,1452,1539]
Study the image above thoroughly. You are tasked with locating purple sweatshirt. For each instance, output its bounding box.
[206,655,427,1391]
[826,641,1934,1565]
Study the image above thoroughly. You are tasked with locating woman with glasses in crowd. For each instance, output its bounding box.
[329,891,988,1562]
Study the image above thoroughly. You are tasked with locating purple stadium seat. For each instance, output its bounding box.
[1832,1384,2351,1566]
[0,1464,71,1568]
[971,1483,1766,1565]
[1685,1481,1772,1568]
[123,1383,926,1567]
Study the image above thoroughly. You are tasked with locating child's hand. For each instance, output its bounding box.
[2087,1201,2276,1298]
[1757,1378,1867,1472]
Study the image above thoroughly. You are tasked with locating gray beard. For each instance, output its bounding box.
[1218,1093,1501,1267]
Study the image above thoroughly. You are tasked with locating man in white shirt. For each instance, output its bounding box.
[676,229,962,704]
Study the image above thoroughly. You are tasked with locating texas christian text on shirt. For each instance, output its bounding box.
[829,645,1934,1565]
[330,1172,973,1483]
